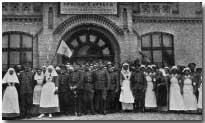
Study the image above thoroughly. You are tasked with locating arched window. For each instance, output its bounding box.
[48,7,54,29]
[141,32,174,67]
[2,32,33,71]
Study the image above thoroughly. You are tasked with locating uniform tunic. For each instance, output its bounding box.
[58,73,70,113]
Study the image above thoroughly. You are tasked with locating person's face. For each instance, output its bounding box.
[184,70,190,75]
[172,69,177,74]
[48,68,52,73]
[61,69,66,74]
[108,67,113,72]
[37,70,42,75]
[123,65,128,71]
[25,66,31,71]
[17,65,21,70]
[9,70,14,75]
[189,65,196,71]
[140,67,145,72]
[164,69,169,74]
[146,68,152,73]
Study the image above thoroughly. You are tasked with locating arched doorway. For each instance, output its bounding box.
[60,24,120,64]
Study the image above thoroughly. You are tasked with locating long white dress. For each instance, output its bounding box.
[39,65,60,113]
[145,74,157,108]
[119,71,134,110]
[198,82,202,109]
[39,76,59,113]
[2,68,20,117]
[33,73,44,105]
[183,75,197,110]
[169,74,185,111]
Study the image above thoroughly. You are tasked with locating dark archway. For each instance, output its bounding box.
[59,24,120,64]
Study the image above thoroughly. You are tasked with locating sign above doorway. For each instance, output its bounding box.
[60,2,117,15]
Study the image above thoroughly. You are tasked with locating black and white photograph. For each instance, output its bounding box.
[1,1,203,120]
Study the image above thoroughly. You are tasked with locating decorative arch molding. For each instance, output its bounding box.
[53,15,124,35]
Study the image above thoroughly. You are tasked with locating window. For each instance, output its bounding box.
[48,7,54,29]
[2,32,33,71]
[141,32,174,67]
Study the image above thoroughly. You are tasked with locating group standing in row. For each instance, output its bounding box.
[2,61,203,119]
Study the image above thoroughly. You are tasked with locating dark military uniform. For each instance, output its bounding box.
[93,68,108,114]
[19,71,34,118]
[69,70,83,115]
[82,70,95,114]
[58,73,70,114]
[130,70,146,112]
[107,71,119,113]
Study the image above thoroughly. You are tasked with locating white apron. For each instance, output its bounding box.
[33,79,43,105]
[119,73,134,103]
[183,77,197,110]
[169,76,185,111]
[2,86,20,115]
[145,75,157,108]
[40,77,59,108]
[198,83,202,109]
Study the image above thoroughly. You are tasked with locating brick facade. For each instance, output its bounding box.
[2,2,203,68]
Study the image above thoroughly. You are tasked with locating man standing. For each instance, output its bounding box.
[19,63,34,118]
[69,64,83,116]
[107,65,119,113]
[130,65,146,113]
[82,64,95,114]
[93,63,109,115]
[58,65,70,115]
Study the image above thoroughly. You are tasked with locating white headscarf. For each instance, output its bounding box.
[3,68,19,84]
[121,63,131,76]
[45,65,58,77]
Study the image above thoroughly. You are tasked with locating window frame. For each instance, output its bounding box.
[2,31,33,69]
[141,32,175,66]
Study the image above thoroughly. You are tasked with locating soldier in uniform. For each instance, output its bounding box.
[107,64,119,113]
[82,64,95,114]
[58,65,70,115]
[69,64,83,116]
[93,63,109,114]
[18,63,34,118]
[130,65,147,113]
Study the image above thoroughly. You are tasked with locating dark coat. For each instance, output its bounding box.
[107,71,119,91]
[58,73,69,93]
[130,70,146,96]
[69,71,83,89]
[82,70,94,91]
[19,71,34,94]
[93,69,109,90]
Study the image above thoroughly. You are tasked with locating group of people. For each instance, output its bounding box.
[2,61,203,119]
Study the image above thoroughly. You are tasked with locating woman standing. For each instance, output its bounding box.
[33,68,44,115]
[156,68,169,112]
[2,68,20,118]
[182,68,198,112]
[144,66,157,111]
[197,76,202,112]
[169,66,185,112]
[119,63,135,111]
[38,65,59,118]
